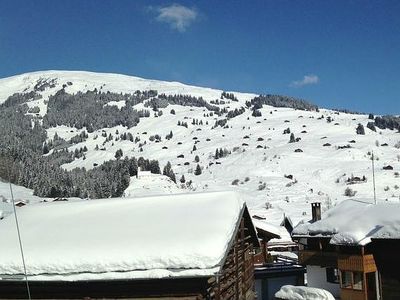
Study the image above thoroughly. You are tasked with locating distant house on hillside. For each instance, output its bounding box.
[0,191,259,300]
[14,200,27,207]
[292,200,400,300]
[136,170,154,179]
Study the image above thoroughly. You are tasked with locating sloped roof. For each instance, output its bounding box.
[253,219,291,242]
[0,191,248,281]
[293,199,400,246]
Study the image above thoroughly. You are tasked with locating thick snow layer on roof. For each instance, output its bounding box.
[253,219,293,244]
[293,199,400,245]
[0,191,244,281]
[275,285,335,300]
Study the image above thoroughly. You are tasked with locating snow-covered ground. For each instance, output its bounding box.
[275,285,335,300]
[1,70,399,227]
[124,172,184,197]
[0,180,46,217]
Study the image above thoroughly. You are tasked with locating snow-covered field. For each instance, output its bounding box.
[1,70,399,226]
[0,180,45,217]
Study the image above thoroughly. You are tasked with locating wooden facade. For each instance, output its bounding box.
[369,239,400,299]
[338,254,377,273]
[210,218,256,300]
[295,236,400,300]
[0,207,259,300]
[298,250,338,267]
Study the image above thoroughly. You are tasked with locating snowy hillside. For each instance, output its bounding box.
[0,70,399,226]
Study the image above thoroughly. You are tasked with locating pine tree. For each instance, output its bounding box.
[356,123,365,135]
[194,164,202,176]
[42,142,49,154]
[128,157,138,176]
[195,155,200,163]
[180,175,186,183]
[367,122,376,132]
[193,145,197,151]
[149,160,161,174]
[166,130,173,140]
[115,149,123,160]
[163,161,176,183]
[215,148,219,159]
[289,133,295,143]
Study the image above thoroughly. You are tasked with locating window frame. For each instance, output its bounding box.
[339,270,364,291]
[353,271,363,290]
[340,270,353,289]
[326,267,340,284]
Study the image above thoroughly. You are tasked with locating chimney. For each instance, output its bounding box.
[311,202,321,222]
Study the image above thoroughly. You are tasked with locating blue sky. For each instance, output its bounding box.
[0,0,399,114]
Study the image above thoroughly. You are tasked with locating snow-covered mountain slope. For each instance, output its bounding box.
[124,172,184,198]
[1,70,399,226]
[0,70,255,117]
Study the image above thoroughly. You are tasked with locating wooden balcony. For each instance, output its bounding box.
[298,250,338,267]
[338,254,376,272]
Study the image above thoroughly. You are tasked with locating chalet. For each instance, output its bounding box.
[0,191,259,299]
[293,201,400,300]
[136,169,155,179]
[252,218,305,300]
[280,215,294,235]
[253,219,298,255]
[14,200,27,207]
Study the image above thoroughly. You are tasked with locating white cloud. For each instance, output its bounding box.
[152,4,198,32]
[290,74,319,88]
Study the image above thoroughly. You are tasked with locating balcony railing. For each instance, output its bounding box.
[338,254,376,272]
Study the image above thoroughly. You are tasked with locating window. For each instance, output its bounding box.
[326,267,339,284]
[353,272,363,290]
[341,271,352,289]
[340,270,364,290]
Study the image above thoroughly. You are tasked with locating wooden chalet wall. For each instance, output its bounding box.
[370,239,400,300]
[0,277,210,299]
[209,217,256,300]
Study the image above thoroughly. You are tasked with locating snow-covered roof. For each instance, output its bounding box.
[0,191,246,281]
[293,199,400,245]
[252,219,293,244]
